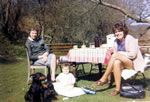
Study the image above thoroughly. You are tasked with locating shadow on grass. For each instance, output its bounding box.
[76,69,150,92]
[77,71,104,81]
[95,85,115,92]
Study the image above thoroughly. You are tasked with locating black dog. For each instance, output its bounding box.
[24,72,46,102]
[24,72,57,102]
[43,81,57,102]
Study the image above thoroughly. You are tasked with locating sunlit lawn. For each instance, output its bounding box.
[0,57,150,102]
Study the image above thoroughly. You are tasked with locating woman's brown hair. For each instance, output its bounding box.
[28,26,39,36]
[112,22,129,38]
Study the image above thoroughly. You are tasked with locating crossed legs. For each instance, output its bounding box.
[96,53,133,92]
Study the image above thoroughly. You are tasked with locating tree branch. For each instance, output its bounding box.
[91,0,150,23]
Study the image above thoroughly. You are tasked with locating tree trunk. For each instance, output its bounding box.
[41,25,45,40]
[4,0,13,24]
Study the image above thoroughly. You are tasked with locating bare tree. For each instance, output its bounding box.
[37,0,47,39]
[0,0,129,44]
[42,0,124,43]
[91,0,150,23]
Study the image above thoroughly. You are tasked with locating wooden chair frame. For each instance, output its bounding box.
[26,48,49,84]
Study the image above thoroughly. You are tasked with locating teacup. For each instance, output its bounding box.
[73,45,78,49]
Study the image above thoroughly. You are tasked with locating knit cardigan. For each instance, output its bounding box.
[113,35,145,73]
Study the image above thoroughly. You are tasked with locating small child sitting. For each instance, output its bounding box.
[53,63,85,97]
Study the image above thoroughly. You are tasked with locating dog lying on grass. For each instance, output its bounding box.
[24,72,57,102]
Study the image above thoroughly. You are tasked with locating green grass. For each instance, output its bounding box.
[0,58,150,102]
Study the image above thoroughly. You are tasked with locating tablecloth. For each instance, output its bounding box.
[67,48,108,63]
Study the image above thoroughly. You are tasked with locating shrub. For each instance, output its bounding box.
[13,45,26,57]
[0,32,16,62]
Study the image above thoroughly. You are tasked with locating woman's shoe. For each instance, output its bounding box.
[111,90,120,96]
[93,80,107,87]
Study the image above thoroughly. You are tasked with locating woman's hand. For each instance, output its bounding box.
[43,52,49,57]
[42,56,48,63]
[38,52,49,62]
[38,55,43,59]
[108,48,114,54]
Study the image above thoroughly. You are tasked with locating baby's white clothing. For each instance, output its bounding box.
[53,73,85,97]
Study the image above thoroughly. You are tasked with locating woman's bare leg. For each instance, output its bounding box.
[99,54,116,82]
[114,53,134,69]
[112,53,133,91]
[113,60,123,91]
[50,54,57,81]
[99,53,133,82]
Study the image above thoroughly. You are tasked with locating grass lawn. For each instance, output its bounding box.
[0,57,150,102]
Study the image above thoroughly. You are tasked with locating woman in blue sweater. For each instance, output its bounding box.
[25,27,57,81]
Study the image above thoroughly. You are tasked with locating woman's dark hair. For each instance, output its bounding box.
[28,26,39,36]
[112,22,129,38]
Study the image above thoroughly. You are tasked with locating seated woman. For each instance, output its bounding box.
[93,22,145,96]
[25,27,57,81]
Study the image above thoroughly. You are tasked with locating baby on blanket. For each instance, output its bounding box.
[53,63,85,97]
